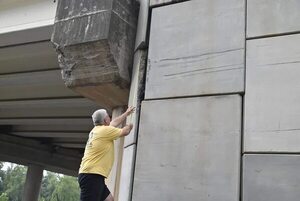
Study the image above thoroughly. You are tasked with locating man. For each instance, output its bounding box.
[78,106,135,201]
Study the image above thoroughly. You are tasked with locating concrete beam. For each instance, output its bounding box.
[0,133,81,176]
[0,41,58,74]
[0,0,56,34]
[0,118,91,126]
[135,0,149,50]
[12,131,88,138]
[0,70,78,101]
[0,98,100,118]
[51,0,139,110]
[12,124,92,133]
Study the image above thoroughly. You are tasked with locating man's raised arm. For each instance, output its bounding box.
[109,106,135,127]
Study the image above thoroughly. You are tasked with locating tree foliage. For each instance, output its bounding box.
[0,162,80,201]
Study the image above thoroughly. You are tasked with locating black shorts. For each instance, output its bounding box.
[78,173,111,201]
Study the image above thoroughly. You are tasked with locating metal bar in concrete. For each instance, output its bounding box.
[22,164,44,201]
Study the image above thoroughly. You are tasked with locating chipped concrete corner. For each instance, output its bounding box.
[51,0,139,109]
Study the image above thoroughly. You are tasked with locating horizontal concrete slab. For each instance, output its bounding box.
[0,133,81,176]
[0,41,58,74]
[244,34,300,152]
[243,154,300,201]
[133,95,241,201]
[247,0,300,38]
[119,144,136,201]
[0,70,78,100]
[12,131,88,138]
[13,124,92,133]
[0,25,53,47]
[145,0,245,99]
[0,0,56,34]
[0,118,91,126]
[0,98,99,118]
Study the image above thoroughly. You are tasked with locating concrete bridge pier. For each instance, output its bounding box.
[22,165,44,201]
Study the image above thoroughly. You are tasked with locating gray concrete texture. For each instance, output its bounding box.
[247,0,300,38]
[243,154,300,201]
[135,0,149,50]
[145,0,245,99]
[244,34,300,153]
[51,0,138,109]
[118,144,136,201]
[124,50,147,147]
[133,95,241,201]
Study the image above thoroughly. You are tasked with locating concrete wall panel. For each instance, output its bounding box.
[247,0,300,38]
[133,95,241,201]
[118,145,136,201]
[243,154,300,201]
[244,34,300,152]
[145,0,245,99]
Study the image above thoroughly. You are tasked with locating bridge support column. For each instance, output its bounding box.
[22,164,44,201]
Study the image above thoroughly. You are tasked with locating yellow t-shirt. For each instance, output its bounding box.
[79,125,122,178]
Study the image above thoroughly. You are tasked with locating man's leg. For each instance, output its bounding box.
[104,193,114,201]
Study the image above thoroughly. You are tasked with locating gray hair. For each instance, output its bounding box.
[92,109,108,126]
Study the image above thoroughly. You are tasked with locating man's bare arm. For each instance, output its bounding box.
[110,106,135,127]
[120,124,133,137]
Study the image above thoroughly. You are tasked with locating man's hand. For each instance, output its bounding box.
[110,106,135,127]
[125,106,135,116]
[120,123,133,137]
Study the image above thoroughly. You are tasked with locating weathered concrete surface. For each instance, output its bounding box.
[247,0,300,38]
[243,154,300,201]
[150,0,187,7]
[118,144,136,201]
[51,0,138,109]
[133,95,241,201]
[145,0,245,99]
[124,50,147,147]
[244,34,300,153]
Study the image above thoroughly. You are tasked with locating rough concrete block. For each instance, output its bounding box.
[150,0,187,7]
[51,0,138,110]
[243,154,300,201]
[133,95,241,201]
[124,50,147,147]
[145,0,245,99]
[247,0,300,38]
[244,34,300,152]
[118,144,136,201]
